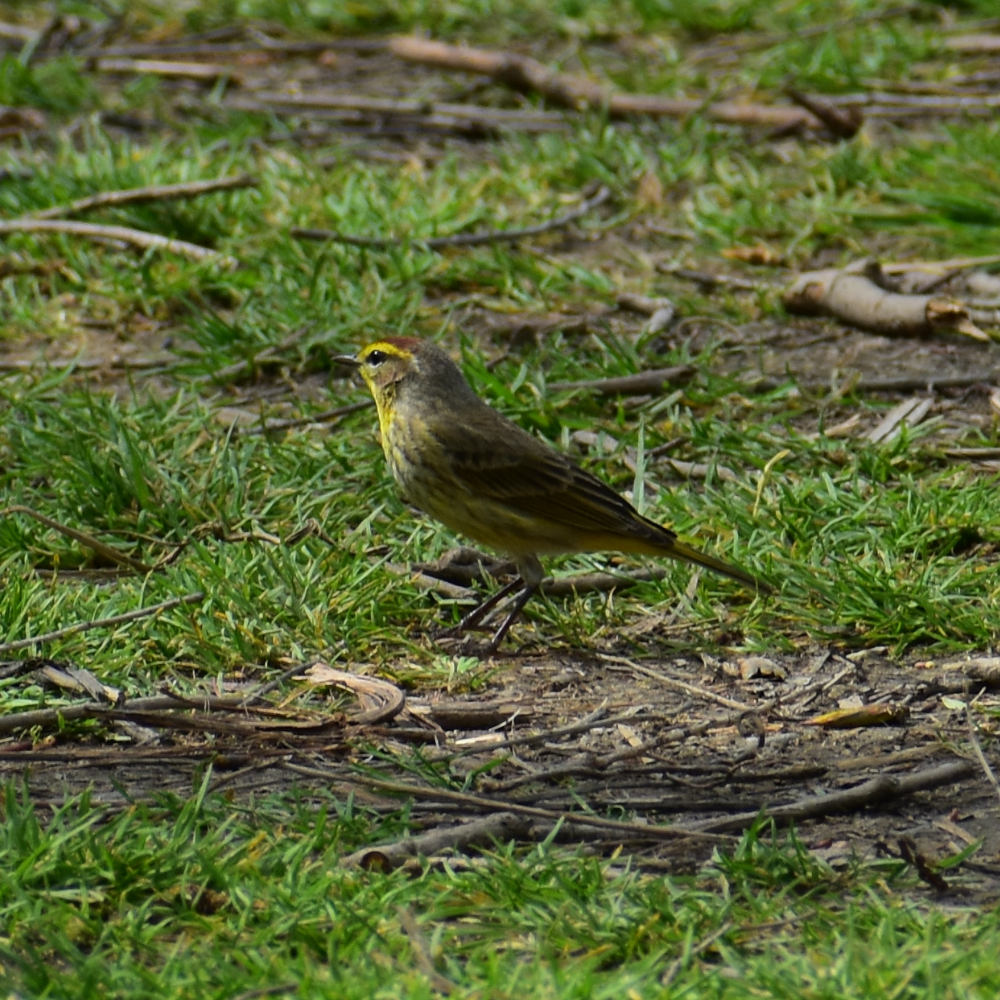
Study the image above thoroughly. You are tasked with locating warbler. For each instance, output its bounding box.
[337,337,770,651]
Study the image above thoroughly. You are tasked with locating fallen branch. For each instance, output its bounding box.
[0,592,203,655]
[865,398,933,444]
[0,218,234,265]
[3,504,154,573]
[342,811,531,869]
[283,762,727,842]
[238,400,374,436]
[688,759,976,833]
[291,185,610,249]
[31,174,257,221]
[784,265,989,341]
[387,36,817,130]
[397,908,456,995]
[0,689,253,735]
[95,58,244,84]
[601,654,756,713]
[785,87,863,138]
[237,91,565,130]
[548,364,694,396]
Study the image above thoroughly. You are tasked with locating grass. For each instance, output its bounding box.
[0,0,999,995]
[3,785,999,999]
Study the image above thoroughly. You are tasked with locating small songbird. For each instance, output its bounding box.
[337,337,770,651]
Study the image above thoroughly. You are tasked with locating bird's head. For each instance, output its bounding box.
[335,337,423,399]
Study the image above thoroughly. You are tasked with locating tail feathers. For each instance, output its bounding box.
[667,539,773,594]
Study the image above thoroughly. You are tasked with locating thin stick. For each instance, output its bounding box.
[660,921,734,987]
[282,762,726,842]
[548,364,694,396]
[3,504,153,573]
[397,908,455,995]
[0,592,203,654]
[388,36,816,129]
[238,400,373,436]
[0,690,259,735]
[965,694,1000,804]
[31,175,258,221]
[0,219,234,265]
[600,654,755,713]
[291,186,610,249]
[688,759,976,833]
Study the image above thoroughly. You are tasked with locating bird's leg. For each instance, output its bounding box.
[482,581,538,654]
[449,576,524,635]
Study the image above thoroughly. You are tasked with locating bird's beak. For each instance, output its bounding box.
[333,354,361,370]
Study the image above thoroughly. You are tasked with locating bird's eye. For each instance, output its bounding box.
[366,350,387,367]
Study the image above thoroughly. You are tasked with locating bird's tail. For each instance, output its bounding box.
[666,539,773,594]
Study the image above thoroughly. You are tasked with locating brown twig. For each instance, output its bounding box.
[548,364,694,396]
[342,812,531,869]
[784,87,863,138]
[237,91,565,130]
[784,265,989,341]
[237,400,374,436]
[396,907,456,995]
[657,265,766,291]
[387,36,817,129]
[0,219,234,265]
[600,655,756,713]
[282,762,727,841]
[688,759,976,833]
[0,592,203,655]
[661,921,734,987]
[3,505,154,573]
[0,688,270,735]
[31,174,257,221]
[95,58,244,84]
[965,692,1000,805]
[291,186,611,249]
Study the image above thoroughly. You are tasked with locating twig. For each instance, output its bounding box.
[784,87,863,138]
[88,38,384,59]
[965,693,1000,804]
[397,907,455,995]
[548,364,694,396]
[600,655,755,712]
[660,921,734,987]
[388,36,816,129]
[0,592,203,655]
[95,58,244,84]
[3,504,153,573]
[0,354,173,373]
[342,812,531,868]
[238,91,565,129]
[0,219,234,265]
[237,400,373,436]
[282,762,726,842]
[201,323,312,384]
[847,372,1000,393]
[291,186,611,249]
[0,689,266,735]
[688,759,976,833]
[657,265,764,291]
[31,174,257,221]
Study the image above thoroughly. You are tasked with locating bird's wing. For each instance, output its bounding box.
[437,414,673,542]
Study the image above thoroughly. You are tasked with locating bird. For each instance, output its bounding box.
[336,337,771,652]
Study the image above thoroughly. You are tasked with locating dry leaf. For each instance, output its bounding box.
[805,704,910,728]
[722,243,782,266]
[636,169,664,209]
[738,656,786,680]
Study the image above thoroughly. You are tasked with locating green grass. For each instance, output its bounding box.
[1,0,1000,995]
[3,785,999,999]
